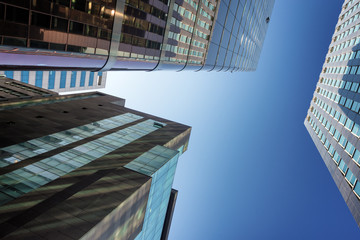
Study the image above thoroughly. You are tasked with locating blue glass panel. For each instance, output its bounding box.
[80,71,86,87]
[4,71,13,79]
[21,71,29,83]
[60,71,66,88]
[89,72,94,86]
[35,71,43,88]
[70,71,77,88]
[216,2,228,26]
[48,71,55,89]
[98,72,103,76]
[221,29,231,48]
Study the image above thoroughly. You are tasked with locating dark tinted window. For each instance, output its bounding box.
[85,25,97,37]
[32,12,51,28]
[6,6,29,24]
[51,0,70,6]
[51,17,68,32]
[69,21,84,34]
[67,45,85,53]
[3,37,27,47]
[50,43,66,51]
[0,4,4,20]
[71,0,86,11]
[99,29,111,40]
[1,0,29,8]
[30,40,49,49]
[90,3,101,15]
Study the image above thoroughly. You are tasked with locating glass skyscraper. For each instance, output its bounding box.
[0,70,106,93]
[305,0,360,228]
[0,78,191,239]
[0,0,274,71]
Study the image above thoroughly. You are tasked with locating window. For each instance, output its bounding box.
[338,159,348,174]
[35,71,43,88]
[351,101,360,113]
[80,71,86,87]
[69,21,84,35]
[345,99,354,109]
[21,71,29,84]
[345,142,355,157]
[339,135,347,147]
[354,150,360,165]
[339,114,347,125]
[346,169,357,186]
[89,72,94,86]
[60,71,66,88]
[4,71,13,79]
[51,17,68,32]
[6,6,28,24]
[345,118,354,131]
[333,151,341,164]
[352,123,360,137]
[328,145,335,156]
[48,71,55,89]
[31,12,51,28]
[70,71,76,88]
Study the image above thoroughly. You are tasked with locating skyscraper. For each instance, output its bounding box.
[305,0,360,227]
[0,77,191,239]
[0,0,274,72]
[0,70,106,93]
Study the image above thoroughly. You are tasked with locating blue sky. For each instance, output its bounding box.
[104,0,360,239]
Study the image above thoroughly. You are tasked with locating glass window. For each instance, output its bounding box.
[346,169,357,186]
[6,6,29,24]
[85,25,97,37]
[48,71,55,89]
[333,151,341,164]
[352,123,360,137]
[31,12,51,28]
[71,0,86,11]
[21,71,29,84]
[35,71,43,88]
[345,142,355,156]
[60,71,66,88]
[4,71,13,79]
[338,159,348,174]
[69,21,84,35]
[328,145,335,156]
[345,118,354,130]
[70,71,77,88]
[339,114,347,125]
[339,135,347,147]
[30,40,48,50]
[79,71,86,87]
[351,101,360,113]
[89,72,94,86]
[50,43,66,51]
[3,37,27,47]
[51,17,68,32]
[353,150,360,165]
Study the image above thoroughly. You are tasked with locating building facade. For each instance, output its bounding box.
[305,0,360,227]
[0,70,106,93]
[0,0,274,72]
[0,80,191,239]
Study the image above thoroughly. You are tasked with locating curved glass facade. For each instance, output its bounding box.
[0,0,274,71]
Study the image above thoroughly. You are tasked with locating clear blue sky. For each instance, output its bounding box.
[104,0,360,239]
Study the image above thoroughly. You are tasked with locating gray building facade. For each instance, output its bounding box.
[0,0,274,72]
[0,78,191,239]
[305,0,360,227]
